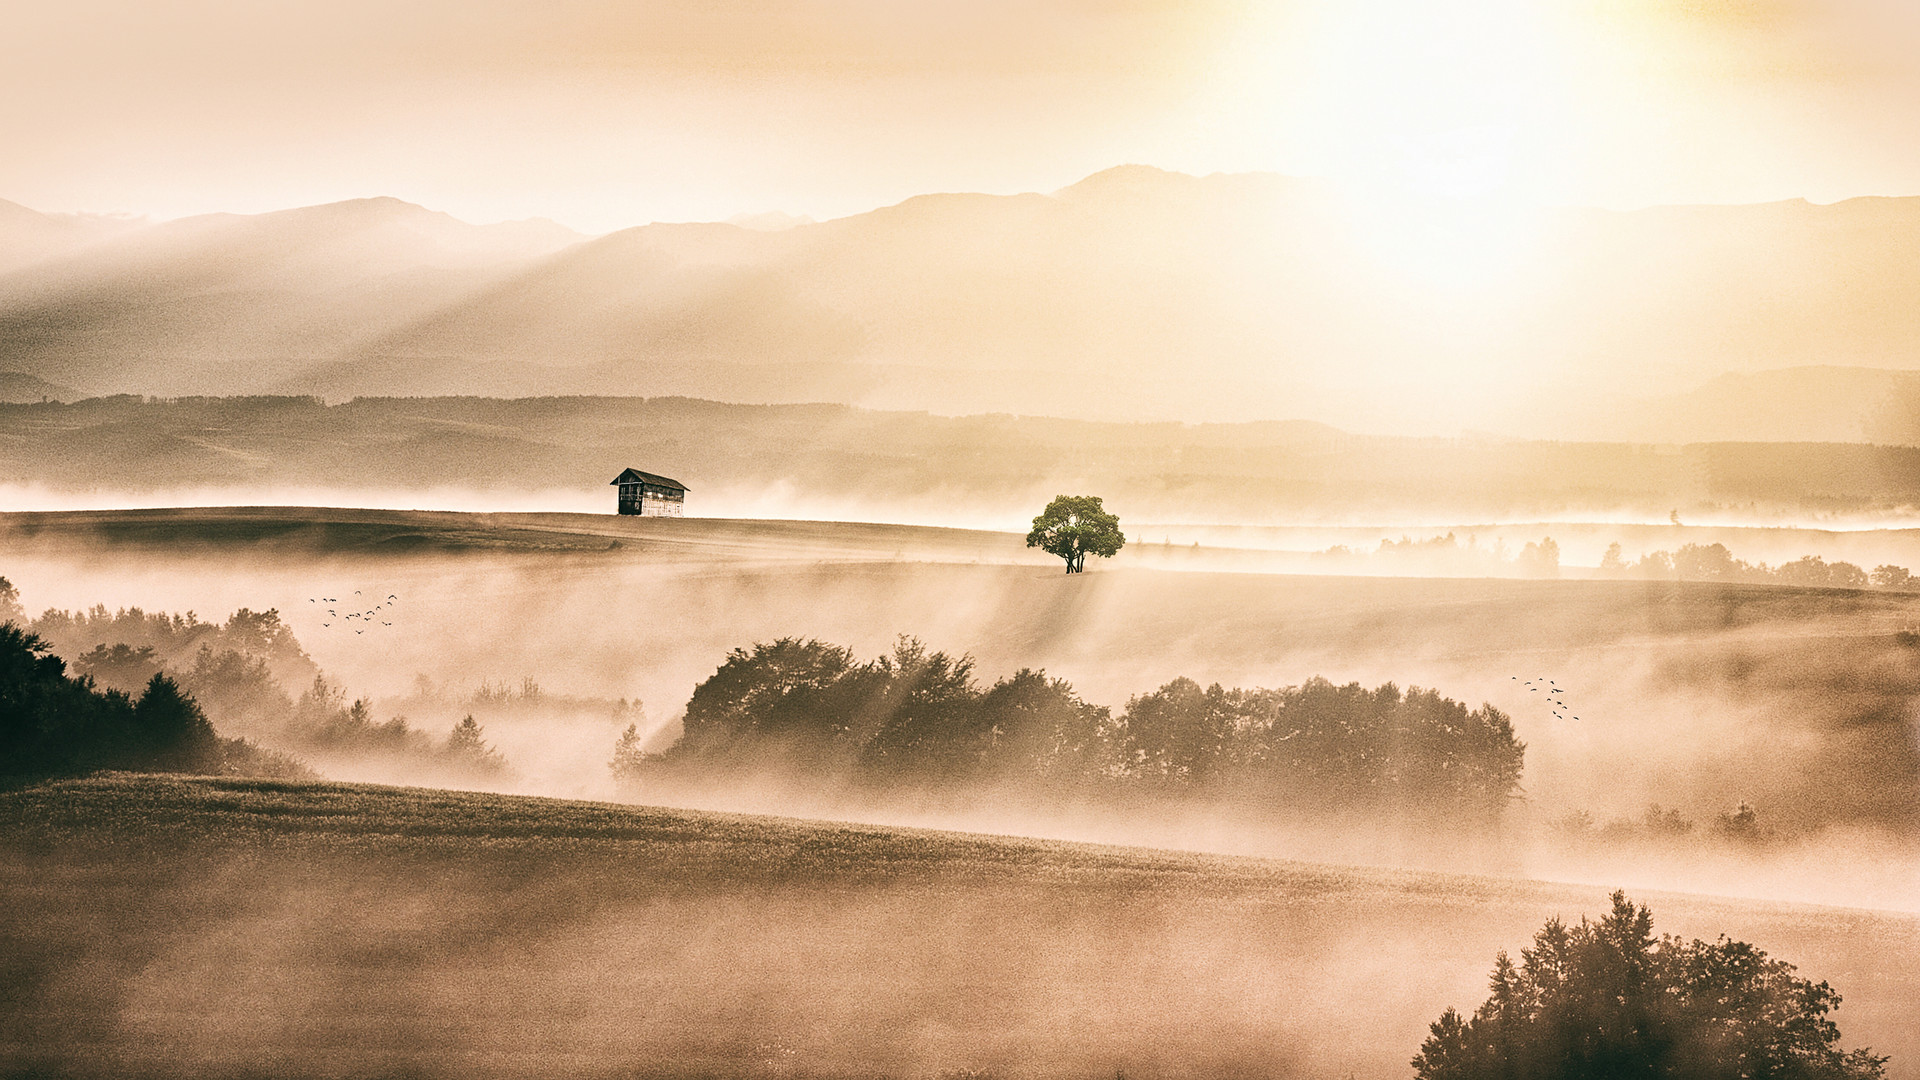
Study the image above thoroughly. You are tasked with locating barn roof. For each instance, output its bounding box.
[610,468,689,492]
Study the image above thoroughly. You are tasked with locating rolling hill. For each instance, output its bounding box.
[0,197,585,396]
[12,394,1920,524]
[0,197,141,275]
[1,774,1913,1080]
[10,171,1920,435]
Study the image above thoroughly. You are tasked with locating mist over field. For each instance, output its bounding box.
[20,395,1920,536]
[7,777,1915,1080]
[14,3,1920,1072]
[7,306,1920,1080]
[5,509,1916,921]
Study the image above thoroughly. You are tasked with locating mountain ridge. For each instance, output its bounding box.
[8,168,1920,437]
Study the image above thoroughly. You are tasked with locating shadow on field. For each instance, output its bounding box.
[2,777,1915,1080]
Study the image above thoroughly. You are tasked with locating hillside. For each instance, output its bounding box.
[1,774,1913,1080]
[12,394,1920,524]
[10,172,1920,435]
[0,198,585,396]
[0,370,73,403]
[0,198,139,274]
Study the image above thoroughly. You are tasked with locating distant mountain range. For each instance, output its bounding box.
[7,168,1920,439]
[0,199,143,275]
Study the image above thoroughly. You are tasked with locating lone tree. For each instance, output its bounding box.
[1027,495,1125,574]
[1413,891,1888,1080]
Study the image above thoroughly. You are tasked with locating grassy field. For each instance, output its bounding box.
[0,506,1038,563]
[3,774,1916,1080]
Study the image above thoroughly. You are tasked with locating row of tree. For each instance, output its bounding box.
[1600,542,1911,589]
[1301,536,1913,591]
[1312,534,1562,577]
[2,576,512,782]
[23,594,318,688]
[0,622,298,779]
[628,637,1525,824]
[288,675,510,778]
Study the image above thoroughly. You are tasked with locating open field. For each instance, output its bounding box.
[3,774,1916,1080]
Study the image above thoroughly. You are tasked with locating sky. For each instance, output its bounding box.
[8,0,1920,233]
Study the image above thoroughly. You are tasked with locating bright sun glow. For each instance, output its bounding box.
[1268,0,1584,293]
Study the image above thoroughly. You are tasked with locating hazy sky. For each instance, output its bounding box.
[9,0,1920,232]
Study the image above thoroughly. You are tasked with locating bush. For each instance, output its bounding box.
[218,736,317,779]
[1413,891,1887,1080]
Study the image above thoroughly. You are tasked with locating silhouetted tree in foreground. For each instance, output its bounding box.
[1413,891,1888,1080]
[1027,495,1125,573]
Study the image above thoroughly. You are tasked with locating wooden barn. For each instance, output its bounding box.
[610,468,688,517]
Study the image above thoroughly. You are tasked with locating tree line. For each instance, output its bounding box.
[1,576,510,783]
[1600,541,1911,589]
[620,636,1525,825]
[1313,533,1562,577]
[0,622,300,780]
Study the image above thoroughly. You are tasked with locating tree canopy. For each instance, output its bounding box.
[1,622,224,778]
[1026,495,1124,573]
[640,636,1525,824]
[1414,891,1888,1080]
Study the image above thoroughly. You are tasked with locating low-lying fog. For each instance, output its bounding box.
[16,482,1920,550]
[5,508,1918,914]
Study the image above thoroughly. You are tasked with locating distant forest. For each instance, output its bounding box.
[1319,534,1920,589]
[1599,541,1915,588]
[620,636,1525,826]
[9,394,1920,520]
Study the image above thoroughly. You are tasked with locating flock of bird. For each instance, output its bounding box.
[308,589,400,634]
[1513,676,1578,722]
